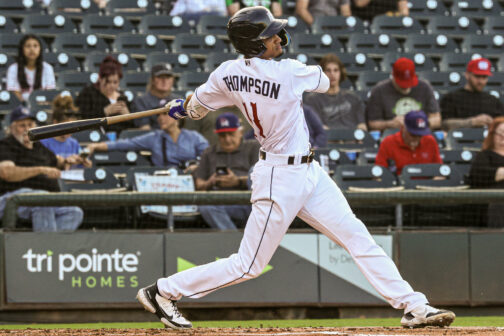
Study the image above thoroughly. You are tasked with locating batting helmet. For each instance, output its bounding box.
[227,6,291,58]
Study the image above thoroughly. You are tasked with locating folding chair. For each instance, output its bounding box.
[91,151,151,174]
[354,71,389,91]
[56,71,96,92]
[461,34,504,59]
[120,71,150,94]
[105,0,158,19]
[0,33,49,55]
[313,147,352,176]
[20,14,77,37]
[48,0,100,18]
[171,33,228,58]
[177,72,210,90]
[52,33,108,57]
[0,0,44,19]
[112,33,168,58]
[438,53,485,72]
[408,0,449,21]
[83,51,141,73]
[44,52,81,73]
[311,15,365,35]
[370,15,424,38]
[277,52,318,65]
[203,52,240,72]
[326,128,377,151]
[196,15,229,36]
[288,33,344,58]
[346,33,401,57]
[403,33,459,57]
[381,52,436,72]
[144,52,200,74]
[80,13,136,38]
[139,14,191,39]
[446,128,486,151]
[426,15,480,39]
[450,0,503,19]
[0,15,17,33]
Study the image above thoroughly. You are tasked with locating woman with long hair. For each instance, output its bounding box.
[75,55,133,135]
[469,116,504,226]
[6,34,55,101]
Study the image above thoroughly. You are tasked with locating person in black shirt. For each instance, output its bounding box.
[441,58,504,131]
[469,117,504,227]
[0,106,83,232]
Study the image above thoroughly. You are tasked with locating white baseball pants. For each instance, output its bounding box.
[158,152,428,313]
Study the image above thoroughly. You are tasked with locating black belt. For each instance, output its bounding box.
[259,149,314,165]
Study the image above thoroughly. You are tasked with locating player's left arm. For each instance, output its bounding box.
[291,60,329,94]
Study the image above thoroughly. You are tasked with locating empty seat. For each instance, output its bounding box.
[203,52,240,72]
[399,163,466,189]
[56,71,96,92]
[44,52,81,73]
[277,52,318,65]
[417,71,463,91]
[28,89,73,112]
[338,53,378,75]
[0,15,17,33]
[461,34,504,59]
[381,52,436,72]
[48,0,100,18]
[20,14,77,37]
[171,33,228,57]
[0,33,49,55]
[426,15,480,38]
[313,148,352,175]
[356,147,379,165]
[288,33,344,57]
[440,149,477,177]
[138,14,191,39]
[0,90,22,114]
[83,51,141,73]
[483,16,504,35]
[91,151,151,174]
[311,15,365,35]
[485,73,504,91]
[334,164,399,190]
[81,13,135,38]
[446,127,486,150]
[279,15,310,34]
[346,33,401,57]
[105,0,158,19]
[370,15,423,38]
[144,52,200,73]
[177,72,210,90]
[403,33,458,57]
[408,0,449,20]
[52,33,108,57]
[59,167,122,191]
[0,0,44,18]
[73,129,108,144]
[326,128,376,150]
[196,15,229,35]
[450,0,503,19]
[120,71,150,93]
[112,33,168,57]
[354,71,389,91]
[0,52,14,75]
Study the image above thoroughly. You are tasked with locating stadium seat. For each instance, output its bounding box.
[144,52,200,73]
[346,33,401,57]
[417,71,463,91]
[83,51,141,73]
[403,33,458,57]
[171,33,229,58]
[120,71,150,94]
[56,71,96,92]
[450,0,503,19]
[112,33,168,58]
[196,15,229,36]
[438,53,485,72]
[28,89,73,113]
[461,34,504,59]
[334,164,399,190]
[0,52,14,76]
[203,52,240,72]
[288,33,344,57]
[399,163,466,189]
[0,15,17,33]
[20,14,77,37]
[52,33,108,57]
[0,0,44,18]
[483,16,504,35]
[370,15,424,38]
[497,54,504,71]
[354,71,389,91]
[59,167,122,191]
[426,15,480,39]
[446,127,486,150]
[105,0,158,19]
[313,147,351,175]
[91,151,151,174]
[0,33,50,55]
[44,52,81,73]
[484,73,504,92]
[0,90,22,115]
[326,128,377,151]
[73,129,108,144]
[337,53,378,75]
[356,147,379,165]
[407,0,449,21]
[139,14,192,39]
[311,15,365,35]
[279,15,310,35]
[47,0,100,18]
[81,14,136,38]
[440,149,477,178]
[119,129,151,139]
[381,52,436,72]
[177,72,210,90]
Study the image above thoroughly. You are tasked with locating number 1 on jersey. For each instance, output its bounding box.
[242,101,265,138]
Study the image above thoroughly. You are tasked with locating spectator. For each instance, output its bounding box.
[0,106,83,232]
[40,95,92,169]
[75,56,133,136]
[132,63,179,130]
[367,57,441,131]
[86,110,208,169]
[351,0,409,22]
[304,53,366,130]
[169,0,227,22]
[468,117,504,227]
[6,34,55,102]
[228,0,282,17]
[375,110,442,175]
[296,0,351,26]
[441,58,504,131]
[195,113,260,230]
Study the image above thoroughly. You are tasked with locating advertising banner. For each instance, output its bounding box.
[4,232,164,303]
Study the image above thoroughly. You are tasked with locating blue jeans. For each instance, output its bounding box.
[198,205,251,230]
[0,188,83,232]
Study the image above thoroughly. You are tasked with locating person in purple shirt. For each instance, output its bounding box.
[86,111,208,169]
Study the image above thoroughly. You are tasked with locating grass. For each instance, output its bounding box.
[1,316,504,329]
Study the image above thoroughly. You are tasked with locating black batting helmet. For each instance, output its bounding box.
[227,6,291,58]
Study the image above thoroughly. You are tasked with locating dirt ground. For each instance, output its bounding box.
[1,327,503,336]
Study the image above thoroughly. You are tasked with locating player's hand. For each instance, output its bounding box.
[471,114,493,127]
[39,167,61,179]
[216,169,240,188]
[165,99,188,120]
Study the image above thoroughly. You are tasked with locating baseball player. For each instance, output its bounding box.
[137,6,455,329]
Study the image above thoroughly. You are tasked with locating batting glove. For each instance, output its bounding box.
[165,99,188,120]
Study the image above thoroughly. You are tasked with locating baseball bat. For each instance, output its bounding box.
[28,106,170,141]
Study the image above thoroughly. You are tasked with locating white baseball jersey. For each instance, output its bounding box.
[192,58,329,154]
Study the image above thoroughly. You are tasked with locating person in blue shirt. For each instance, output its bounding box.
[40,94,92,169]
[86,110,209,169]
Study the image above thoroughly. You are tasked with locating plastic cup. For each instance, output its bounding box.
[106,132,117,141]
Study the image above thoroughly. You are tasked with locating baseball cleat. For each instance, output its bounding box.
[136,282,192,329]
[401,304,455,328]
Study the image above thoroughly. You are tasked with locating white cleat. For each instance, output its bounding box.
[401,304,455,328]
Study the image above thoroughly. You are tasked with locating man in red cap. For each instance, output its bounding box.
[440,57,503,130]
[366,57,441,131]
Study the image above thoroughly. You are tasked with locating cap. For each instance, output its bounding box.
[151,63,174,77]
[392,57,419,89]
[215,113,240,133]
[9,105,35,124]
[467,58,492,76]
[404,110,430,136]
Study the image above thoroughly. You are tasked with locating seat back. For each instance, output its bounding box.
[337,52,378,75]
[44,52,81,73]
[288,33,344,57]
[203,52,240,72]
[370,15,423,38]
[52,33,108,57]
[81,13,135,37]
[0,15,17,33]
[356,147,379,165]
[177,72,210,90]
[59,167,121,191]
[83,51,141,73]
[73,129,108,144]
[438,53,484,72]
[20,14,77,37]
[120,71,150,94]
[381,52,436,72]
[48,0,100,17]
[144,52,200,74]
[56,71,95,92]
[326,128,377,150]
[313,147,351,175]
[408,0,449,19]
[461,34,504,58]
[446,128,486,150]
[450,1,503,19]
[426,15,480,38]
[354,71,389,91]
[196,15,229,35]
[0,33,49,55]
[347,33,401,56]
[334,164,398,190]
[105,0,158,19]
[486,73,504,92]
[483,16,504,35]
[399,163,466,189]
[279,15,310,34]
[112,33,167,56]
[403,33,458,56]
[28,89,74,113]
[171,33,228,56]
[0,0,44,18]
[139,14,191,38]
[417,71,463,91]
[312,16,365,35]
[0,90,21,115]
[91,151,151,174]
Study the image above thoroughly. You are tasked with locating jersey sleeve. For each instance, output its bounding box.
[193,69,234,111]
[289,60,329,96]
